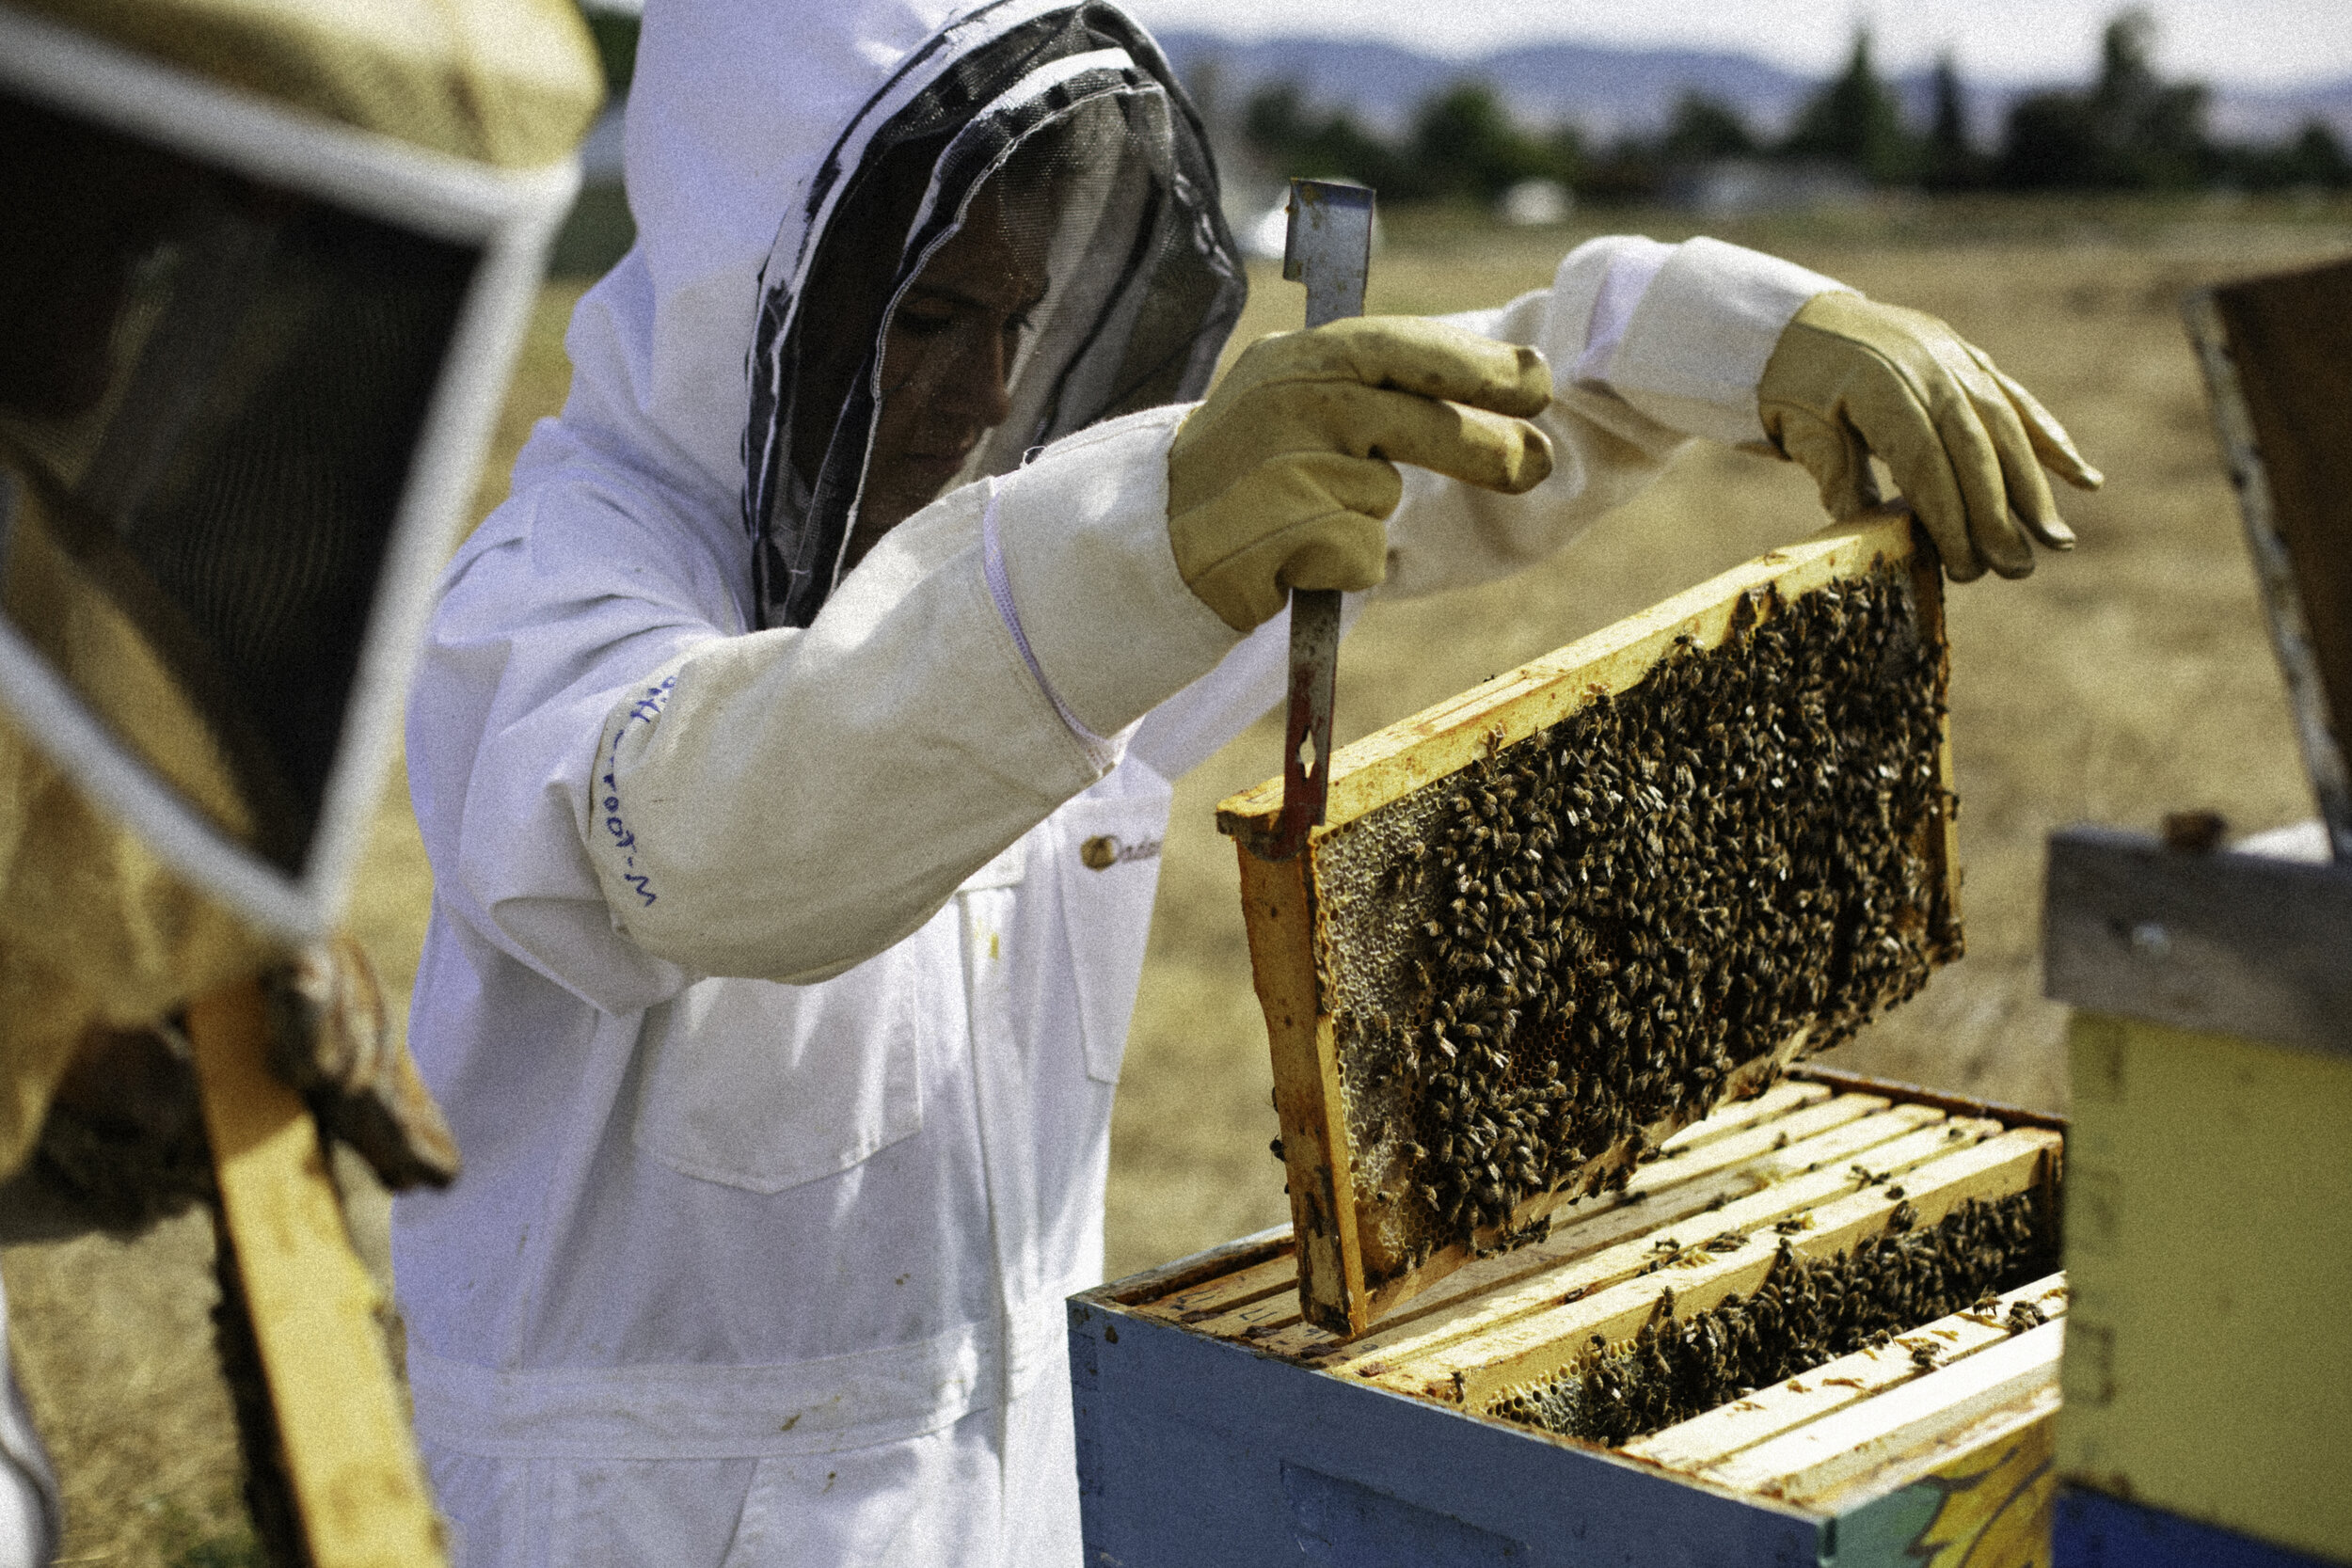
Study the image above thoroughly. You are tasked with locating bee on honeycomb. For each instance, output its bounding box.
[1487,1191,2054,1446]
[1313,565,1962,1280]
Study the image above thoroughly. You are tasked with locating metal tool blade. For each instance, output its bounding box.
[1267,179,1375,861]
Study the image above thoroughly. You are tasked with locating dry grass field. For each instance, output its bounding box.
[5,198,2346,1563]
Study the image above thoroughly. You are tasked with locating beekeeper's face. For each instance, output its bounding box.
[848,181,1049,565]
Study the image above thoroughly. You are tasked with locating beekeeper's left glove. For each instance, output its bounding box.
[16,939,455,1235]
[1758,292,2103,582]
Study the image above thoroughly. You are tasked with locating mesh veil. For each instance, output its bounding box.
[741,1,1245,630]
[0,87,478,872]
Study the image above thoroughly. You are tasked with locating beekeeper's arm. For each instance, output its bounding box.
[580,237,2095,987]
[1124,234,2102,783]
[1128,234,2102,783]
[575,328,1551,985]
[1374,234,2101,597]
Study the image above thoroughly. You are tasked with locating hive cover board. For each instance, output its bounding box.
[1217,513,1962,1337]
[2185,254,2352,856]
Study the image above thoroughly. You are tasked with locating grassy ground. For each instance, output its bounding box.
[5,198,2346,1563]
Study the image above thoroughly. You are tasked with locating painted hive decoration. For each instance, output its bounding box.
[1220,515,1962,1336]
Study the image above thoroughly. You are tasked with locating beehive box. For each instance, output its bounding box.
[2035,255,2352,1568]
[1218,513,1962,1335]
[2043,827,2352,1566]
[1071,1070,2068,1568]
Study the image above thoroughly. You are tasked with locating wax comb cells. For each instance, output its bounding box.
[1314,563,1962,1278]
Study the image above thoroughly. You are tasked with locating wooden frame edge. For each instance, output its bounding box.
[1094,1223,1295,1308]
[1789,1065,2067,1136]
[1216,512,1924,847]
[1236,842,1370,1334]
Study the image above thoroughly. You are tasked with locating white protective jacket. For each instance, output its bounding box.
[0,1275,57,1568]
[390,3,1843,1562]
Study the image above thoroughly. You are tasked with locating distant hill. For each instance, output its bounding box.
[1152,28,2352,147]
[2209,77,2352,143]
[1155,32,1809,141]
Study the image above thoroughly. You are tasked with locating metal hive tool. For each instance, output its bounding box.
[1218,512,1963,1337]
[1267,177,1375,862]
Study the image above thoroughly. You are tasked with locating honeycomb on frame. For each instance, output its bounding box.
[1218,512,1962,1338]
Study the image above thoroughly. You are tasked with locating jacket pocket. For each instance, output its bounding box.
[1049,767,1173,1085]
[631,952,928,1194]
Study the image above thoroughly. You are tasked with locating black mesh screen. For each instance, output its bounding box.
[0,86,479,872]
[742,3,1244,629]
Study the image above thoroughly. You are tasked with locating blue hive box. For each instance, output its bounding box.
[1071,1069,2068,1568]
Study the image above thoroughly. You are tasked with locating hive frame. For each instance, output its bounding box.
[1115,1075,2065,1478]
[1217,513,1958,1338]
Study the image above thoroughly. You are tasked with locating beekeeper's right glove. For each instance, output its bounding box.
[1168,317,1556,633]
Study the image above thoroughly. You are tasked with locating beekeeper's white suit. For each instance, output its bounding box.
[390,3,1852,1562]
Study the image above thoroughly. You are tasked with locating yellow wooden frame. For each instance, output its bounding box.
[191,980,449,1568]
[1216,513,1958,1338]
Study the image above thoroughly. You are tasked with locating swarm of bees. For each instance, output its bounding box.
[1486,1192,2053,1446]
[1314,566,1960,1275]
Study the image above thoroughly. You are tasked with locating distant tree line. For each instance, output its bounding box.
[1234,8,2351,207]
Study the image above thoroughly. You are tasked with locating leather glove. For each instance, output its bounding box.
[5,939,457,1239]
[1758,292,2103,582]
[1168,316,1555,632]
[264,935,459,1191]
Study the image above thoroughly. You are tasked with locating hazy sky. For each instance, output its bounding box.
[1123,0,2352,90]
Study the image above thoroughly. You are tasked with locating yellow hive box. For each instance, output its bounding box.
[2044,828,2352,1564]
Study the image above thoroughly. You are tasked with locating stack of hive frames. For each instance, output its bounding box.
[1219,514,1962,1337]
[1108,1073,2068,1530]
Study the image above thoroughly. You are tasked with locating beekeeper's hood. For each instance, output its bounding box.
[0,0,601,937]
[592,0,1243,631]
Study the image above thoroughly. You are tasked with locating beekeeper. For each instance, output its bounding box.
[0,0,596,1559]
[392,2,2100,1562]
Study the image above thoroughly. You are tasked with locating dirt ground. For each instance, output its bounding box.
[5,200,2345,1564]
